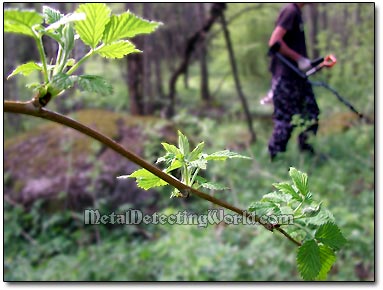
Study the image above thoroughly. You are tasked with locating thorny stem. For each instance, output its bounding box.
[4,99,302,247]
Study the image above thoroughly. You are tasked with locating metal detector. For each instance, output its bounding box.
[266,42,364,119]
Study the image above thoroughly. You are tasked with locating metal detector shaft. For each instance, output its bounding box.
[311,81,364,119]
[273,50,330,78]
[268,42,363,119]
[269,44,308,79]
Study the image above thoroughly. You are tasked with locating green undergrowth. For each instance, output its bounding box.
[5,109,172,155]
[4,114,374,281]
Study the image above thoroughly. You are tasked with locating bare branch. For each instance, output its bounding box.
[4,100,301,246]
[208,4,265,41]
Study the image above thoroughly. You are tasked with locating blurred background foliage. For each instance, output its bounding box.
[4,3,374,281]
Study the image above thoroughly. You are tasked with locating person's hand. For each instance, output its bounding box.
[297,57,312,72]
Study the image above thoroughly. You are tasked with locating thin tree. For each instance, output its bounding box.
[197,3,211,104]
[308,4,320,59]
[166,3,227,117]
[142,3,154,115]
[125,3,144,115]
[219,12,256,143]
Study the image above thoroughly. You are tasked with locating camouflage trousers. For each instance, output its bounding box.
[268,76,320,158]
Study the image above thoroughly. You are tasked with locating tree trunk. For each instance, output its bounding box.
[342,6,349,50]
[220,13,256,143]
[142,3,153,115]
[125,3,144,115]
[127,53,144,115]
[183,5,195,90]
[153,55,164,98]
[166,3,227,117]
[308,4,319,59]
[198,3,211,104]
[355,3,361,26]
[181,3,201,90]
[355,4,362,47]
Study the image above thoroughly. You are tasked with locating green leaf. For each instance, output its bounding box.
[43,6,63,24]
[304,208,334,226]
[315,222,347,250]
[103,11,161,44]
[305,191,313,202]
[4,9,43,37]
[26,82,44,91]
[43,30,62,44]
[165,159,183,173]
[178,131,190,156]
[170,188,183,198]
[297,239,321,281]
[96,40,140,59]
[205,150,251,161]
[51,73,76,90]
[75,3,111,48]
[199,181,228,191]
[161,142,181,155]
[273,182,303,202]
[316,245,336,280]
[189,158,207,170]
[156,154,174,165]
[156,157,166,164]
[157,142,182,165]
[77,75,113,95]
[248,201,281,217]
[7,62,42,79]
[279,205,294,216]
[118,169,168,190]
[46,12,86,31]
[289,167,309,196]
[189,142,205,162]
[61,24,75,52]
[194,176,207,184]
[260,191,292,204]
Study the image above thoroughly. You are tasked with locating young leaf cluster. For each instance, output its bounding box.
[249,167,347,280]
[118,131,251,198]
[5,4,161,104]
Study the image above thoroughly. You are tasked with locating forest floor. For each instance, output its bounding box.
[4,109,374,281]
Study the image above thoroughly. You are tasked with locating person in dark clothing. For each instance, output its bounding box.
[268,3,320,160]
